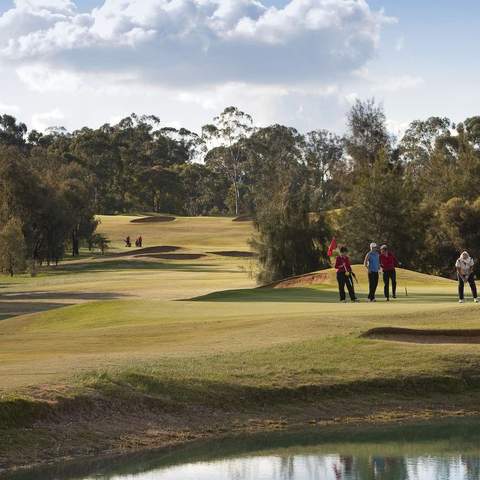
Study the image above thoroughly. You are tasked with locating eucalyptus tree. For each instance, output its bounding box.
[202,107,254,216]
[0,114,27,147]
[345,98,391,170]
[0,217,26,276]
[303,129,344,209]
[399,116,452,181]
[179,163,229,216]
[465,116,480,148]
[242,124,305,214]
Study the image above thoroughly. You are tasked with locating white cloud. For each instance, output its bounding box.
[176,81,349,131]
[344,92,359,104]
[0,0,393,87]
[373,75,424,92]
[15,0,76,13]
[31,107,65,131]
[386,119,409,139]
[0,1,409,135]
[352,66,424,94]
[16,64,82,92]
[0,102,20,114]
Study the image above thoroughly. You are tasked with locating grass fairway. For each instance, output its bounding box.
[1,214,480,472]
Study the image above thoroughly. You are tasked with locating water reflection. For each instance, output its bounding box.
[101,455,480,480]
[4,420,480,480]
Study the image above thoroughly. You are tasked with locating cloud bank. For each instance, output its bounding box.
[0,0,392,87]
[0,0,421,134]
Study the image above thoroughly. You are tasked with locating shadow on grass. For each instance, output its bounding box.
[0,301,69,321]
[192,287,460,303]
[87,366,480,409]
[0,292,129,321]
[1,291,126,301]
[47,259,237,275]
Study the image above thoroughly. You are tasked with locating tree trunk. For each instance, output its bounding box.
[234,181,239,216]
[72,229,80,256]
[30,259,37,277]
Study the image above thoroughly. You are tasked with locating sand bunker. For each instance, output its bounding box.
[232,215,253,222]
[264,271,331,289]
[115,246,180,257]
[130,216,176,224]
[138,253,206,260]
[362,327,480,344]
[207,251,255,258]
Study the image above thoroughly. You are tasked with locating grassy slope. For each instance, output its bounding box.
[1,214,480,471]
[97,214,253,250]
[0,213,478,394]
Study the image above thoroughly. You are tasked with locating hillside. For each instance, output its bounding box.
[1,214,480,474]
[265,266,453,289]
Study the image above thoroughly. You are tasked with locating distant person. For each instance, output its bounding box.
[380,244,399,301]
[456,251,479,303]
[335,246,358,303]
[124,236,131,247]
[138,235,143,248]
[364,242,380,302]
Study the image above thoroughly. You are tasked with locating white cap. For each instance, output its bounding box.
[370,242,377,249]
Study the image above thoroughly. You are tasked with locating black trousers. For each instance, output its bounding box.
[458,273,478,300]
[337,272,356,301]
[383,269,397,299]
[368,272,378,300]
[368,272,379,300]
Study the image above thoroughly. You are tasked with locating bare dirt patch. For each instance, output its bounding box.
[138,253,206,260]
[114,246,181,257]
[263,271,331,289]
[130,216,176,224]
[207,251,255,258]
[362,327,480,344]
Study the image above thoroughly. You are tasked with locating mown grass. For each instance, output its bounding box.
[1,214,480,438]
[96,214,253,251]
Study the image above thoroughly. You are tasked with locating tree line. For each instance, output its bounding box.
[0,102,479,281]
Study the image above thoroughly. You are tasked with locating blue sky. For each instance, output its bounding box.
[0,0,479,135]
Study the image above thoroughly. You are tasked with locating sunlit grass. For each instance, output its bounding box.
[1,214,479,422]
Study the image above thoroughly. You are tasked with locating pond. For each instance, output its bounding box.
[4,419,480,480]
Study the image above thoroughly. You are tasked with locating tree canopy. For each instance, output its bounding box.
[1,103,479,279]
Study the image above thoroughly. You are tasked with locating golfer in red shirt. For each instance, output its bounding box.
[380,244,399,300]
[335,246,358,302]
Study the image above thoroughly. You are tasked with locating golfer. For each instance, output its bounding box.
[364,243,380,302]
[380,244,399,301]
[455,251,479,303]
[335,246,358,302]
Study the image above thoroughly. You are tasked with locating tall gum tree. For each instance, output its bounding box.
[202,107,254,216]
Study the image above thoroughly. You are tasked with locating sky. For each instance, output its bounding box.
[0,0,479,136]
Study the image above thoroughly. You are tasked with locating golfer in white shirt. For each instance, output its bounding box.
[455,251,479,303]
